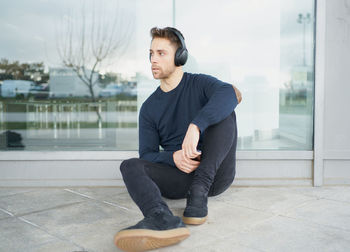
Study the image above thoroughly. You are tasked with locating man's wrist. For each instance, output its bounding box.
[190,123,200,133]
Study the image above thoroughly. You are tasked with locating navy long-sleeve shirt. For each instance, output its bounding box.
[139,72,238,167]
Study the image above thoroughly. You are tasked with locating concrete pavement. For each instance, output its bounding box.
[0,186,349,252]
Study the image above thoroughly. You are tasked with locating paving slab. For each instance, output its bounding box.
[65,187,129,200]
[0,188,37,198]
[65,187,139,213]
[211,187,317,214]
[192,238,264,252]
[0,217,82,252]
[0,186,349,252]
[226,215,350,252]
[26,240,84,252]
[67,187,192,216]
[151,237,248,252]
[0,189,87,216]
[283,198,350,232]
[22,200,142,252]
[162,201,275,252]
[278,186,350,203]
[198,200,274,238]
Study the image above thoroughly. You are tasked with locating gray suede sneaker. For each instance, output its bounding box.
[114,209,190,251]
[182,186,208,225]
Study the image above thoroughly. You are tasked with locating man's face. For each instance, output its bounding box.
[150,37,177,79]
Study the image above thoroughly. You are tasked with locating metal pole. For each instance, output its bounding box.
[303,20,306,66]
[173,0,176,27]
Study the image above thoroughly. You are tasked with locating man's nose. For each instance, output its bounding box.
[150,54,158,63]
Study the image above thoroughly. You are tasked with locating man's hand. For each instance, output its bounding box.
[173,149,200,173]
[232,85,242,104]
[182,123,201,160]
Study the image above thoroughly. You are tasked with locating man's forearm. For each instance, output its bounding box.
[140,150,176,167]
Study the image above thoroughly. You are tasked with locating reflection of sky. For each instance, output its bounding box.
[0,0,314,82]
[0,0,137,76]
[0,0,315,148]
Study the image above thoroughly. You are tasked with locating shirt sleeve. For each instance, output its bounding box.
[191,74,238,133]
[138,104,176,167]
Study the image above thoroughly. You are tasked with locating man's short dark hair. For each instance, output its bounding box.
[150,27,184,50]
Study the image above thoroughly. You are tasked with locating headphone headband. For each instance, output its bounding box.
[168,27,186,50]
[168,27,188,66]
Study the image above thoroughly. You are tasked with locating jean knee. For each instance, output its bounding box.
[120,158,141,176]
[209,175,235,197]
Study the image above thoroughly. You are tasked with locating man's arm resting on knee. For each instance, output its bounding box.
[183,79,242,161]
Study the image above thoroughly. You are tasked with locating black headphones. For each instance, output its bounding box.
[150,27,188,66]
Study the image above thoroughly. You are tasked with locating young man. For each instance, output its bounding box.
[114,27,242,251]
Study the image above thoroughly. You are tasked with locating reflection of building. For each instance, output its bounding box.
[1,80,35,98]
[280,65,313,106]
[49,67,102,98]
[279,65,314,148]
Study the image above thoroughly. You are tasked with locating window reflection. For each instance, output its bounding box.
[0,0,138,151]
[175,0,315,150]
[0,0,315,151]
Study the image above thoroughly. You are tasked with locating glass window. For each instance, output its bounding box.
[0,0,141,151]
[175,0,315,150]
[0,0,315,151]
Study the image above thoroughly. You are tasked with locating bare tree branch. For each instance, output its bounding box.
[56,0,134,122]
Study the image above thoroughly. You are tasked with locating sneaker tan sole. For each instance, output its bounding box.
[114,227,190,252]
[182,215,207,225]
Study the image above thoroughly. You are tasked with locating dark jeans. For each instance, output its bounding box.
[120,111,237,217]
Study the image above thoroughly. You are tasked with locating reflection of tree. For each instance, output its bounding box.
[56,0,133,123]
[0,58,49,83]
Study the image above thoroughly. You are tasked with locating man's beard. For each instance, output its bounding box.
[152,66,175,79]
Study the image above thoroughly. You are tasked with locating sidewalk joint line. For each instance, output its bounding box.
[64,189,95,200]
[64,188,133,212]
[102,200,130,211]
[0,207,14,217]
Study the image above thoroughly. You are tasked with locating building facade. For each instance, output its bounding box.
[0,0,349,186]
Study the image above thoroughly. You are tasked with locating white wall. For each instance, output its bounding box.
[322,0,350,185]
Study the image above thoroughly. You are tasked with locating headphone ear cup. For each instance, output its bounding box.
[175,48,188,66]
[181,48,188,65]
[174,48,181,66]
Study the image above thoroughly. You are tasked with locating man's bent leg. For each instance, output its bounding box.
[193,111,237,190]
[144,161,194,199]
[120,158,173,217]
[115,158,190,251]
[208,114,237,197]
[183,111,237,225]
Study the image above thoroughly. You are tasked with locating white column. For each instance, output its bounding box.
[313,0,326,186]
